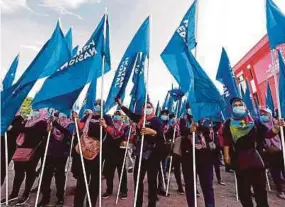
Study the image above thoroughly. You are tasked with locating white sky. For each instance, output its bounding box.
[1,0,285,110]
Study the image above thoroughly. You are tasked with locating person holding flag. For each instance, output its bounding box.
[72,99,122,207]
[116,98,164,207]
[37,112,74,206]
[1,109,48,206]
[223,97,285,207]
[102,110,128,200]
[260,107,285,199]
[179,107,216,207]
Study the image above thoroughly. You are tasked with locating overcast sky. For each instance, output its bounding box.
[1,0,285,109]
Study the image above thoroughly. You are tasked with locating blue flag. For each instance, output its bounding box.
[129,52,147,114]
[105,17,150,113]
[187,0,197,50]
[2,54,19,90]
[79,77,97,117]
[216,48,240,101]
[186,52,226,122]
[266,0,285,49]
[241,81,257,118]
[266,82,274,112]
[32,14,110,114]
[216,48,240,119]
[65,28,73,54]
[162,92,170,110]
[155,101,161,116]
[1,22,70,135]
[278,50,285,117]
[73,45,79,56]
[161,1,197,94]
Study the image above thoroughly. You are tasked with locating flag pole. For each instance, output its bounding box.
[234,172,239,201]
[99,8,108,207]
[134,17,150,207]
[115,102,137,204]
[74,119,92,207]
[270,49,285,172]
[165,103,180,196]
[193,0,199,206]
[64,133,75,193]
[35,126,52,206]
[5,132,9,206]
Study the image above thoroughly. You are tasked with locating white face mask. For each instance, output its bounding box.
[32,111,40,119]
[146,108,153,115]
[59,113,67,119]
[187,108,192,115]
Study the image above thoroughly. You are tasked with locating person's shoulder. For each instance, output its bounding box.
[151,117,163,126]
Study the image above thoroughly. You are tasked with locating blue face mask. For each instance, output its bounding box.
[113,115,121,121]
[260,115,270,123]
[94,105,101,112]
[160,115,169,121]
[169,118,176,125]
[233,106,248,119]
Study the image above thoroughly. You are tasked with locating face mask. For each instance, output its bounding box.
[113,115,121,121]
[233,106,248,118]
[59,113,67,119]
[260,115,270,123]
[187,108,192,115]
[146,108,153,116]
[32,111,40,119]
[160,115,169,121]
[169,118,176,125]
[94,105,101,112]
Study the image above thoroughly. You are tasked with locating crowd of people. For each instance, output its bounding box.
[1,97,285,207]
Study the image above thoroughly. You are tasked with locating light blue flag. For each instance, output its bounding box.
[187,0,197,50]
[2,54,19,90]
[241,81,257,118]
[266,0,285,49]
[129,52,147,114]
[186,52,226,122]
[278,50,285,117]
[216,48,240,119]
[79,77,97,117]
[1,22,70,135]
[266,82,275,112]
[161,1,197,94]
[65,28,73,54]
[105,17,150,113]
[32,14,110,114]
[73,45,79,56]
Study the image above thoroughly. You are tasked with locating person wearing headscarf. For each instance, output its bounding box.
[180,111,216,207]
[1,109,48,206]
[210,121,225,186]
[1,112,24,187]
[102,110,128,200]
[167,113,184,195]
[37,112,74,206]
[260,107,285,199]
[116,98,164,207]
[156,109,169,196]
[73,100,122,207]
[223,97,285,207]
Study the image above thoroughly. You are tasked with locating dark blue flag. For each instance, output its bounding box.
[278,50,285,117]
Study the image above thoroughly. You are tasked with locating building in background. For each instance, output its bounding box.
[233,35,285,109]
